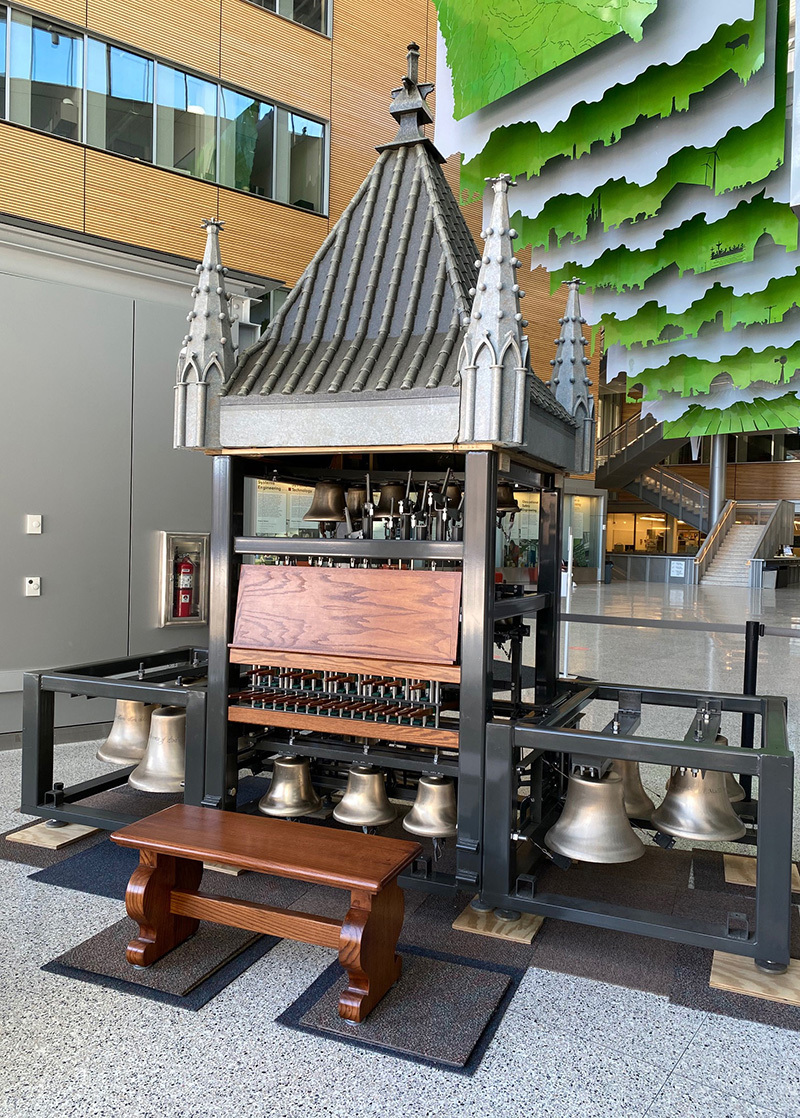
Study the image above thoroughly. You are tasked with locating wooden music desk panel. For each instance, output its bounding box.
[232,566,461,665]
[112,805,422,1022]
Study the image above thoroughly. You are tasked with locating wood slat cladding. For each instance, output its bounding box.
[0,126,84,231]
[86,0,222,77]
[217,187,328,283]
[232,565,462,663]
[84,151,219,259]
[27,0,88,26]
[220,0,332,117]
[671,462,800,502]
[328,0,430,220]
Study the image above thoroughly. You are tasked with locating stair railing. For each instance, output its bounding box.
[636,467,709,528]
[693,500,735,584]
[596,412,659,466]
[748,501,794,589]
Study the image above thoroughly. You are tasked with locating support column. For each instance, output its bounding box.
[708,434,728,525]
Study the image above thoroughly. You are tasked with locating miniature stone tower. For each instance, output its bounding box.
[550,277,595,474]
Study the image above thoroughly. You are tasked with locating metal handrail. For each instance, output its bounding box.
[596,412,659,465]
[748,500,795,588]
[636,466,709,522]
[693,499,735,583]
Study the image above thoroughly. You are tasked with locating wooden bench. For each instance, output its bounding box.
[111,805,422,1022]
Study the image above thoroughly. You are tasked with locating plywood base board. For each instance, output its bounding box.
[6,821,100,850]
[202,861,248,877]
[723,854,800,891]
[710,951,800,1006]
[452,898,544,944]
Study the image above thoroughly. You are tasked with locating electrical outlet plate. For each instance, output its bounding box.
[24,577,41,597]
[25,514,42,534]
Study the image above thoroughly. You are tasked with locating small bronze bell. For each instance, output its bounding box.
[345,485,367,519]
[651,766,746,841]
[303,481,346,522]
[444,482,463,508]
[333,765,397,828]
[96,701,157,764]
[373,483,407,518]
[609,760,655,820]
[402,775,457,838]
[128,706,186,793]
[258,755,322,817]
[496,483,520,513]
[545,770,645,863]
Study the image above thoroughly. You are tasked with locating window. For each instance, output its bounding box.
[0,9,7,117]
[219,87,274,196]
[87,40,153,161]
[156,64,217,181]
[274,109,324,212]
[247,0,329,35]
[9,11,82,139]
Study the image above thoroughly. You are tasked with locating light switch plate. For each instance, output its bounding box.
[24,576,41,596]
[25,514,42,534]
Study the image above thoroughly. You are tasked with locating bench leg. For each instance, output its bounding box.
[338,880,404,1023]
[125,850,203,967]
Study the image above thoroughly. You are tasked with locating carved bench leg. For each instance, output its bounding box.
[125,849,203,967]
[338,879,404,1023]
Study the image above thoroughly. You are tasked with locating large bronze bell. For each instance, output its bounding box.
[258,755,322,817]
[651,766,746,841]
[96,701,157,764]
[128,706,186,793]
[609,760,655,820]
[496,483,520,513]
[373,482,407,518]
[303,481,346,522]
[402,775,457,838]
[333,765,397,828]
[545,770,645,863]
[444,482,463,508]
[715,736,746,801]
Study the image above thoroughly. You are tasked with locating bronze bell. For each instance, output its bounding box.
[651,766,746,841]
[444,482,463,508]
[96,701,157,764]
[609,759,655,820]
[345,485,367,518]
[128,706,186,793]
[545,770,645,863]
[402,775,457,838]
[303,480,346,522]
[373,482,407,518]
[715,735,746,801]
[333,765,397,828]
[258,755,321,817]
[496,483,520,513]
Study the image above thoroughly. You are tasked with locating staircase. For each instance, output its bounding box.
[624,465,709,532]
[701,524,763,586]
[596,415,688,490]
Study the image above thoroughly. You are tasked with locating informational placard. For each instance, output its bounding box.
[670,560,686,577]
[255,480,315,537]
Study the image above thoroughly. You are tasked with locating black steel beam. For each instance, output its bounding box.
[493,593,549,620]
[234,537,463,561]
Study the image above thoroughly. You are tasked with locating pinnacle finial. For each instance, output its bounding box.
[385,42,434,146]
[487,173,514,194]
[405,43,420,86]
[201,217,224,231]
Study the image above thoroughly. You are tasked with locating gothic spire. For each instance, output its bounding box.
[380,42,437,151]
[174,219,237,448]
[457,174,530,445]
[550,277,595,472]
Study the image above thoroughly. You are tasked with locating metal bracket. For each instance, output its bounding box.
[726,911,750,941]
[201,795,223,809]
[43,782,65,810]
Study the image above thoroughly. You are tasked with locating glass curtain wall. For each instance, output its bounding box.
[9,10,82,138]
[86,40,153,160]
[274,108,325,211]
[218,87,274,196]
[156,64,217,180]
[248,0,329,34]
[0,9,6,113]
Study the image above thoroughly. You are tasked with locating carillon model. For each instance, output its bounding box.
[21,46,794,975]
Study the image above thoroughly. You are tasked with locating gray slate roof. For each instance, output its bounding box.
[222,141,477,399]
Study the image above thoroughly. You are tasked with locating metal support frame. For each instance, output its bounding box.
[479,682,793,970]
[535,488,561,703]
[20,648,208,830]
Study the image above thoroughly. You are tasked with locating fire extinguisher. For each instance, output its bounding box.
[174,554,195,618]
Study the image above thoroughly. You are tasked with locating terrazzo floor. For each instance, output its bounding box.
[2,583,800,1117]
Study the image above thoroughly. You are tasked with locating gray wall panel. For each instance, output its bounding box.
[128,299,211,654]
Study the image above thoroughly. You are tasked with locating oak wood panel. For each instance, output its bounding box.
[228,704,460,748]
[217,187,328,284]
[670,462,800,502]
[0,126,84,231]
[112,804,422,892]
[220,0,332,117]
[87,0,222,76]
[84,152,219,259]
[229,647,461,683]
[171,889,343,947]
[232,565,461,663]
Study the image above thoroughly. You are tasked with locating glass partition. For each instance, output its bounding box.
[86,40,153,161]
[156,64,217,181]
[9,11,82,138]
